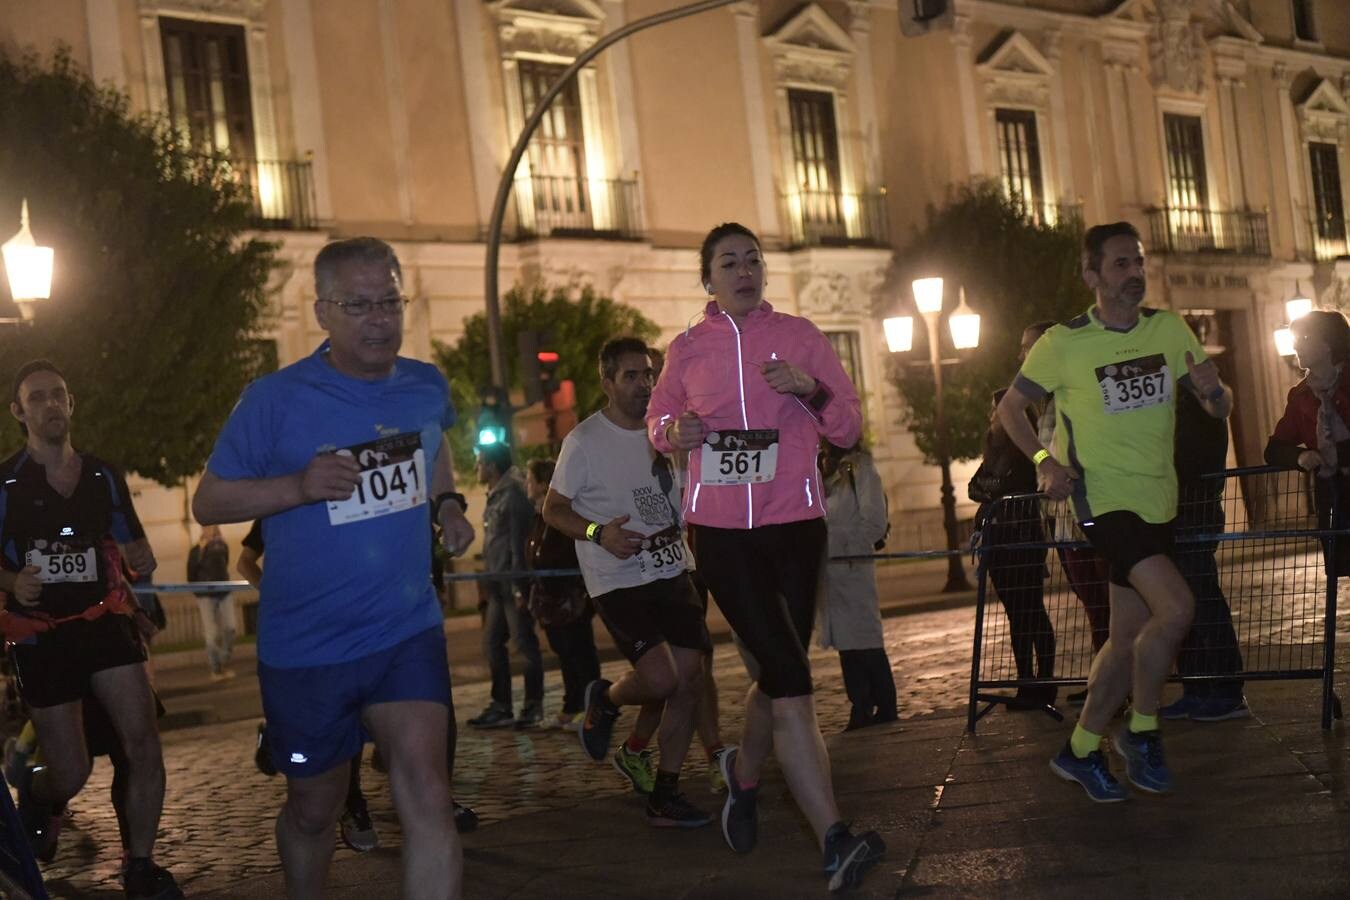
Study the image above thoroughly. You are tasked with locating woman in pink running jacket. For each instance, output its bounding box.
[646,222,885,891]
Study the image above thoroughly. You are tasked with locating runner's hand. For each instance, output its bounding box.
[299,452,362,502]
[439,507,475,559]
[10,565,41,606]
[667,412,705,451]
[122,539,157,577]
[1037,457,1078,501]
[1185,352,1221,398]
[1298,449,1331,476]
[761,359,816,396]
[598,514,644,560]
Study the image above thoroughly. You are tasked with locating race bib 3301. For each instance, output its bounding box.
[1096,355,1171,415]
[635,523,690,579]
[326,433,427,526]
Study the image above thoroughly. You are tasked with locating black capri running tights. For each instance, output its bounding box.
[690,518,826,699]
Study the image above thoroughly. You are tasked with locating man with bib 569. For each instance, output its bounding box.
[997,222,1232,802]
[193,238,475,899]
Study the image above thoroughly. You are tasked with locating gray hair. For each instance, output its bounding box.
[314,237,403,299]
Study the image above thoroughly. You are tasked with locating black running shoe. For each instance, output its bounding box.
[122,857,184,900]
[16,766,60,862]
[578,679,618,761]
[646,792,713,828]
[254,722,277,777]
[718,746,757,853]
[822,823,885,893]
[453,801,479,834]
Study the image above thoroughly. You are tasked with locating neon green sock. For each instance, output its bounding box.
[1069,724,1102,759]
[1129,711,1159,734]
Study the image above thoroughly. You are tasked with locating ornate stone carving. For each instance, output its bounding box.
[765,3,853,89]
[493,0,604,60]
[1149,0,1204,94]
[797,271,857,317]
[1297,79,1350,144]
[977,32,1053,111]
[140,0,265,19]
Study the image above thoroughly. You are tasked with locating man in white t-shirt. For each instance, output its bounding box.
[543,337,712,829]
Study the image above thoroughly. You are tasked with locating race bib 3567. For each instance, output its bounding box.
[1096,355,1171,415]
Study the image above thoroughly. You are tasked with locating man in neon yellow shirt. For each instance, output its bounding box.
[996,222,1232,801]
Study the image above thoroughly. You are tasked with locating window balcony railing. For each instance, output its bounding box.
[782,188,889,248]
[1303,208,1350,262]
[1011,198,1083,229]
[509,174,643,241]
[198,157,319,231]
[1146,206,1270,257]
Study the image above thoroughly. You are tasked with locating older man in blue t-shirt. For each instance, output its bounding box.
[194,237,475,899]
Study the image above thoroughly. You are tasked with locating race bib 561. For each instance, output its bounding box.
[699,429,779,485]
[326,433,427,526]
[1096,355,1171,415]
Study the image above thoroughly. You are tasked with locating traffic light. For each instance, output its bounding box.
[476,386,510,449]
[517,329,561,404]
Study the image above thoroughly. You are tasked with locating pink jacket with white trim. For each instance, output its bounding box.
[647,300,862,530]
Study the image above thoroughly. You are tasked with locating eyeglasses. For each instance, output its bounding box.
[321,295,410,317]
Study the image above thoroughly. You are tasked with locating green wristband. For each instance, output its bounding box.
[1032,449,1051,467]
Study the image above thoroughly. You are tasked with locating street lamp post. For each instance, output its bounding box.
[884,278,979,593]
[1,199,53,323]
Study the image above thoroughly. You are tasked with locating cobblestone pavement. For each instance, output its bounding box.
[28,606,973,898]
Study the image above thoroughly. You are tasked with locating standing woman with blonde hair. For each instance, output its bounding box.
[647,222,885,892]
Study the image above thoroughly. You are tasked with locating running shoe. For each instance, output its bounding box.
[254,722,277,777]
[515,702,544,729]
[563,712,584,732]
[578,680,618,761]
[122,857,184,900]
[3,735,30,785]
[718,746,758,853]
[708,748,729,794]
[339,804,379,852]
[1159,694,1203,721]
[1048,742,1127,803]
[468,703,516,729]
[453,801,479,834]
[550,711,575,730]
[613,744,656,795]
[1190,696,1250,723]
[646,791,713,828]
[15,765,61,862]
[1112,729,1173,794]
[822,823,886,893]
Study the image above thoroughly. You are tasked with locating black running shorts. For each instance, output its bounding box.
[690,518,826,699]
[12,613,147,709]
[591,573,711,664]
[1079,510,1176,588]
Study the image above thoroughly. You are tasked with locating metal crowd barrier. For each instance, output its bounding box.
[966,466,1344,732]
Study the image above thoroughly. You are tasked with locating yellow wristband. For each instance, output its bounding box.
[1032,449,1051,467]
[585,522,601,543]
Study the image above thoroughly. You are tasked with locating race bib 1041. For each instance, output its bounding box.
[699,429,779,485]
[27,539,98,584]
[326,432,427,526]
[1096,354,1172,415]
[635,524,690,579]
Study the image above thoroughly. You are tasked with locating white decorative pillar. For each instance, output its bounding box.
[848,0,881,188]
[1275,63,1306,254]
[86,0,126,91]
[377,0,415,225]
[577,67,613,229]
[1215,53,1248,210]
[453,0,501,228]
[139,10,167,116]
[602,0,645,178]
[733,1,782,236]
[951,13,985,177]
[280,0,333,222]
[1043,29,1075,204]
[1102,41,1140,207]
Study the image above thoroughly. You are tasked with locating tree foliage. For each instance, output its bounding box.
[0,49,276,484]
[890,181,1092,464]
[434,283,659,475]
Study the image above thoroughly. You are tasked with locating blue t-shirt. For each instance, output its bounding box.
[206,343,454,668]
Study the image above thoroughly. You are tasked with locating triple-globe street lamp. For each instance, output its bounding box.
[883,277,980,592]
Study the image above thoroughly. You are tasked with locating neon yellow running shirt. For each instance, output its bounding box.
[1013,307,1207,524]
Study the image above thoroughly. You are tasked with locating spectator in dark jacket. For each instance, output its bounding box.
[187,525,236,681]
[468,443,545,729]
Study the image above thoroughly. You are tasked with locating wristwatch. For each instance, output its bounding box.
[433,491,469,520]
